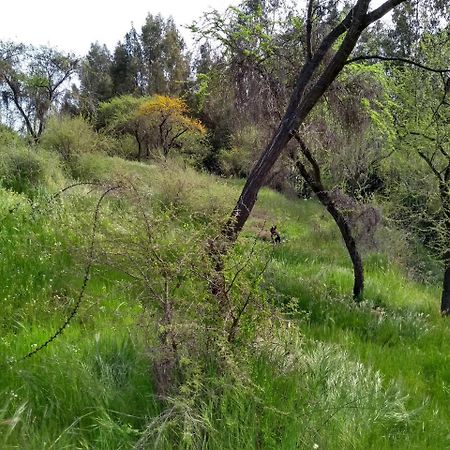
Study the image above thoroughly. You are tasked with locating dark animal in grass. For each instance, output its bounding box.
[270,225,281,244]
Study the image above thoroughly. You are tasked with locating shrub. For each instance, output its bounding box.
[0,124,22,147]
[219,146,253,177]
[40,115,111,164]
[0,146,65,194]
[219,125,266,177]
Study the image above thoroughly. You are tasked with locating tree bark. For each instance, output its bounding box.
[134,131,142,161]
[440,192,450,315]
[439,179,450,315]
[441,253,450,315]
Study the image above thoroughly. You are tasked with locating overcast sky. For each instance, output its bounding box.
[0,0,240,56]
[1,0,388,56]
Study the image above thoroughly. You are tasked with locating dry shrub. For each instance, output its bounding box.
[329,188,382,249]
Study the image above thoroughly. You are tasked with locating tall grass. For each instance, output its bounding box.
[0,153,449,448]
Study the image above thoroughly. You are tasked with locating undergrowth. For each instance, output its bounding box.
[0,153,449,449]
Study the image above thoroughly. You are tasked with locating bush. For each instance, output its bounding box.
[219,125,267,177]
[69,153,132,182]
[0,124,22,147]
[219,146,253,177]
[0,146,65,194]
[40,115,113,170]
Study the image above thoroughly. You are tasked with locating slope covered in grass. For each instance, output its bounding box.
[1,154,449,449]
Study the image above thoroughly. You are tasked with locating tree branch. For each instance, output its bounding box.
[292,132,322,184]
[363,0,406,26]
[418,150,443,180]
[346,55,450,73]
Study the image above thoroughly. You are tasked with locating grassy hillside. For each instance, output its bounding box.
[1,154,449,449]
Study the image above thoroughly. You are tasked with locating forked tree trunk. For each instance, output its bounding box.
[211,0,406,310]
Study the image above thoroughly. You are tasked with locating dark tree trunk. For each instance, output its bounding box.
[440,188,450,315]
[441,254,450,315]
[293,152,364,300]
[135,131,142,161]
[319,192,364,300]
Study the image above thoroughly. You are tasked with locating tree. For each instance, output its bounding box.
[388,29,450,313]
[0,42,78,142]
[223,0,408,240]
[98,95,206,161]
[161,18,190,95]
[110,43,138,96]
[107,15,190,98]
[98,95,149,161]
[79,42,113,116]
[197,0,410,301]
[138,95,206,157]
[141,14,167,94]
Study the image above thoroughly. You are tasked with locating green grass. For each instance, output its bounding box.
[1,153,450,448]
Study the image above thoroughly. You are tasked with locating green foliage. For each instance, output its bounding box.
[107,14,190,98]
[0,41,77,141]
[1,3,450,447]
[79,42,113,116]
[219,125,263,177]
[0,146,65,194]
[99,95,208,162]
[0,124,22,147]
[40,115,111,164]
[219,146,253,177]
[383,29,450,260]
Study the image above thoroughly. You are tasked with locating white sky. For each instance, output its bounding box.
[0,0,387,56]
[0,0,240,56]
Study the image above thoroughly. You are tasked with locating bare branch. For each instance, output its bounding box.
[18,185,122,363]
[346,55,450,73]
[364,0,407,26]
